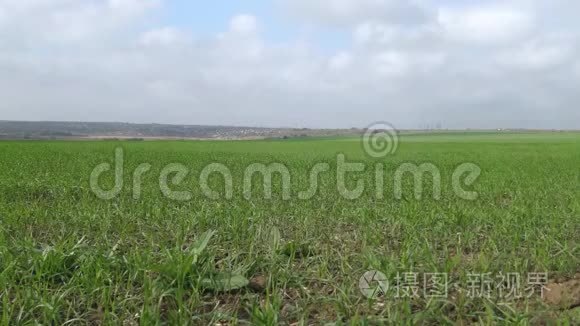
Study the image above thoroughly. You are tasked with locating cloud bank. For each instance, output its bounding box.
[1,0,579,129]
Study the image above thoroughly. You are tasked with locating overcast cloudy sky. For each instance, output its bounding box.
[1,0,579,129]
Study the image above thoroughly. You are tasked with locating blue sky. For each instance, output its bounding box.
[166,0,274,36]
[163,0,349,51]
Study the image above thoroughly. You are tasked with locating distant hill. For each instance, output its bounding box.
[0,121,362,140]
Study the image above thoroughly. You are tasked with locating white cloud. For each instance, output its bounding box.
[496,39,573,69]
[228,14,258,35]
[147,79,198,104]
[328,51,352,70]
[371,51,408,76]
[354,22,394,45]
[108,0,160,14]
[0,0,161,44]
[282,0,432,27]
[437,5,533,44]
[139,27,186,46]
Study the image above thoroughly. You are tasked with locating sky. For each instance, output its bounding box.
[0,0,579,129]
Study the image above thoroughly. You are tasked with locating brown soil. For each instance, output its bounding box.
[544,273,580,309]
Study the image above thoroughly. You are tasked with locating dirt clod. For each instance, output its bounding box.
[249,275,268,292]
[544,274,580,309]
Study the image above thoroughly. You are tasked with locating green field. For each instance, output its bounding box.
[0,133,579,324]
